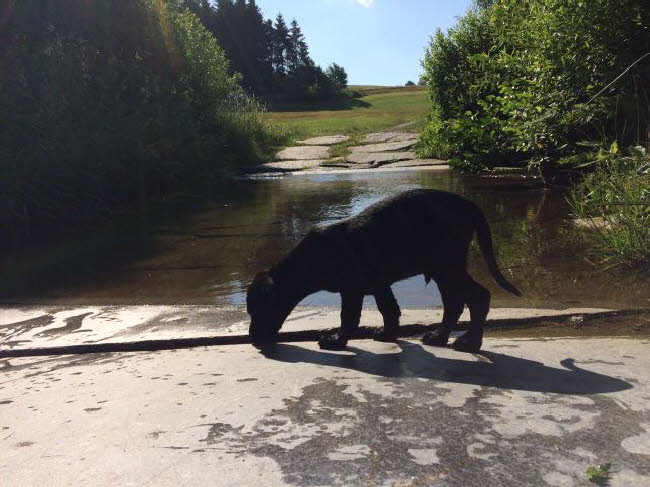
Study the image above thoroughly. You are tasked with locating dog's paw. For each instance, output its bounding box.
[373,329,398,343]
[451,332,482,353]
[318,332,348,351]
[421,330,450,347]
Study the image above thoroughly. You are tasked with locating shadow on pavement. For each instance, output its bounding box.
[259,340,632,395]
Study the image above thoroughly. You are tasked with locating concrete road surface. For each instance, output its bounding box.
[1,335,649,486]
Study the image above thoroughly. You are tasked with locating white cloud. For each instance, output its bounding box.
[355,0,375,7]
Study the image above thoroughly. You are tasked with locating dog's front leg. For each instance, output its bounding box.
[318,290,363,350]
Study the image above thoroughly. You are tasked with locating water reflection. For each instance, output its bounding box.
[2,168,648,309]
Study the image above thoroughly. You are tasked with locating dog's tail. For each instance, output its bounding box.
[475,211,522,297]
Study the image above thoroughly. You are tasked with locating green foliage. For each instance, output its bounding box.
[326,63,349,92]
[0,0,284,246]
[180,0,347,101]
[419,0,650,172]
[568,147,649,267]
[586,463,612,485]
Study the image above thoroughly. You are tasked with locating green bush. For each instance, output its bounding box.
[418,0,649,172]
[0,0,284,246]
[568,145,649,267]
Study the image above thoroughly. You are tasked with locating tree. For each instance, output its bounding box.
[287,19,308,73]
[177,1,349,100]
[243,0,273,92]
[405,80,415,86]
[315,65,337,97]
[272,13,289,78]
[210,0,271,93]
[0,0,279,245]
[325,63,348,92]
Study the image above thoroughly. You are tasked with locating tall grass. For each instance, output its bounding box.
[0,0,285,247]
[568,146,649,267]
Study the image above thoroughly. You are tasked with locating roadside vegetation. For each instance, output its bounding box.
[418,0,649,266]
[0,0,286,247]
[568,146,649,267]
[419,0,648,172]
[266,87,430,139]
[328,134,364,161]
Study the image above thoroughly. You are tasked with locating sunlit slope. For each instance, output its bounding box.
[265,87,430,138]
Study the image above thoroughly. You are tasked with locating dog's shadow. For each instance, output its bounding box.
[258,340,632,395]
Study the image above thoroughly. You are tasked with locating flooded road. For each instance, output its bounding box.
[2,168,648,309]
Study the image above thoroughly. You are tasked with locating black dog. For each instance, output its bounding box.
[247,189,521,353]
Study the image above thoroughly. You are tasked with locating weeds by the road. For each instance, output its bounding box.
[586,463,611,485]
[568,146,649,267]
[329,134,364,160]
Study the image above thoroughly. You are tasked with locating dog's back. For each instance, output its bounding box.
[332,189,482,284]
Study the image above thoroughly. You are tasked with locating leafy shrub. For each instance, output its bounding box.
[419,0,649,172]
[0,0,284,246]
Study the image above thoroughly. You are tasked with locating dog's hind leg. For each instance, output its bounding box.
[318,290,364,351]
[373,286,401,342]
[422,274,464,347]
[451,272,490,353]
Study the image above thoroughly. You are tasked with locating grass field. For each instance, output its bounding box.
[348,85,425,96]
[347,85,387,91]
[265,87,430,139]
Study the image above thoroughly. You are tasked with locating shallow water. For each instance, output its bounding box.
[3,168,648,309]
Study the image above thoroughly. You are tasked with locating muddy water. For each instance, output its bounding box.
[2,168,648,309]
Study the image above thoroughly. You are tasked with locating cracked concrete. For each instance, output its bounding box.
[347,151,416,166]
[254,160,329,172]
[253,133,442,175]
[363,132,418,144]
[296,136,350,146]
[350,140,416,153]
[275,146,331,161]
[1,337,648,486]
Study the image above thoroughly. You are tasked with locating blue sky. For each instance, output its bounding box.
[253,0,473,86]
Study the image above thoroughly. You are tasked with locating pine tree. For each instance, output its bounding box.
[287,19,302,73]
[272,13,290,78]
[297,34,312,68]
[211,0,268,93]
[213,0,235,60]
[263,18,275,78]
[246,1,273,93]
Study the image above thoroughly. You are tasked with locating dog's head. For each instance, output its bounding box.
[246,271,295,345]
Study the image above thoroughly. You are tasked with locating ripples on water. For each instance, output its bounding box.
[3,168,648,310]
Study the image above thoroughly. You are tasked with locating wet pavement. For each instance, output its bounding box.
[0,305,613,350]
[1,336,649,486]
